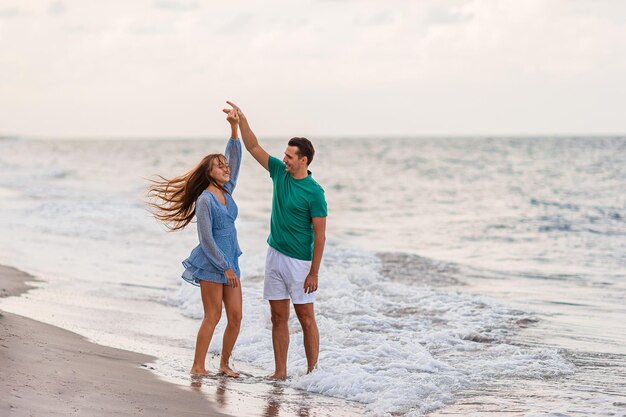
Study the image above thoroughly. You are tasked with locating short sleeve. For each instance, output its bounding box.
[268,156,286,179]
[310,189,328,217]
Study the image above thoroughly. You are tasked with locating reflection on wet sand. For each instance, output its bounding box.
[296,393,311,417]
[215,378,229,408]
[262,385,282,417]
[190,374,204,389]
[262,385,311,417]
[191,374,231,409]
[188,372,361,417]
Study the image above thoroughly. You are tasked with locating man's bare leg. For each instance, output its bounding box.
[269,299,291,379]
[294,303,319,373]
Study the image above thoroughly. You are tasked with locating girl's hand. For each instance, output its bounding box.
[224,268,239,288]
[226,109,239,126]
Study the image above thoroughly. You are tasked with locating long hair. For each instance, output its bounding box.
[147,153,228,231]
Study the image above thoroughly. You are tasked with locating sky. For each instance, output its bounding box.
[1,0,625,138]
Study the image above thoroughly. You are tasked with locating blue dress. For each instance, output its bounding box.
[181,138,242,286]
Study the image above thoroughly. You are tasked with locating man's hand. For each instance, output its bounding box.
[303,272,318,294]
[308,217,326,294]
[224,268,239,288]
[223,101,246,122]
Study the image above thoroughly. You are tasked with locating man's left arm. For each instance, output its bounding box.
[304,216,326,294]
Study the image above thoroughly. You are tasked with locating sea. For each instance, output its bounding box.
[0,136,624,416]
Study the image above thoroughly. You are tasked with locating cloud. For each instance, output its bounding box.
[128,21,177,36]
[0,7,28,18]
[48,1,67,16]
[152,0,200,12]
[63,24,87,35]
[1,0,626,136]
[426,5,473,25]
[354,11,396,27]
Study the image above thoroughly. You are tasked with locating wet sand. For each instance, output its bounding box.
[0,265,230,417]
[0,265,365,417]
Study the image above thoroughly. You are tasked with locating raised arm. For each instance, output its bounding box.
[225,137,242,192]
[224,109,242,192]
[224,101,269,171]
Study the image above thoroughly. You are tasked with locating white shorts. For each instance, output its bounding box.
[263,246,316,305]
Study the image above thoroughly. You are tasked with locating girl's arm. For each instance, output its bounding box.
[225,137,242,192]
[224,108,242,192]
[196,197,233,273]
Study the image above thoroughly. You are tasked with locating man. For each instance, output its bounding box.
[223,101,327,379]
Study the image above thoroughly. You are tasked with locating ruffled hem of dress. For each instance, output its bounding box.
[181,262,228,286]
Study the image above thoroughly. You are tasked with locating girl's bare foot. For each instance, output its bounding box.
[218,365,241,378]
[269,372,287,380]
[190,367,209,376]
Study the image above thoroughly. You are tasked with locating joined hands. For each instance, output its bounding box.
[223,101,246,123]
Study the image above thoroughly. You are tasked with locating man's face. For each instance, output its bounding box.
[283,146,306,173]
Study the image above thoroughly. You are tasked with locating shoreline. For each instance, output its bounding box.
[0,265,230,417]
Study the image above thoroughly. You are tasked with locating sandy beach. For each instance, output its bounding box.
[0,265,230,417]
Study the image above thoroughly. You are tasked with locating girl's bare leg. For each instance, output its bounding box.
[191,281,224,375]
[220,282,242,377]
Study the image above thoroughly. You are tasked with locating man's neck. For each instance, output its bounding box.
[290,168,309,180]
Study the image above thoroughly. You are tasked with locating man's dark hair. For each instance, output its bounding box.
[288,137,315,165]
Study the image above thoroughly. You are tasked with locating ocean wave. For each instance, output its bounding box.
[168,246,574,416]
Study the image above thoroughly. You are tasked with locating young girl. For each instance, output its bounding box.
[148,109,243,377]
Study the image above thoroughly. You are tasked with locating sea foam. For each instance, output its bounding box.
[168,244,575,416]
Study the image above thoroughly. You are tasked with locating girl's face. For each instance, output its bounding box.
[210,156,230,186]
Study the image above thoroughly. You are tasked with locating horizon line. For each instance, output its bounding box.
[2,133,626,141]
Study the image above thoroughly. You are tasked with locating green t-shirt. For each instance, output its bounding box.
[267,156,328,261]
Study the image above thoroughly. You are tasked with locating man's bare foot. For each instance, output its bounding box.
[218,365,241,378]
[269,372,287,380]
